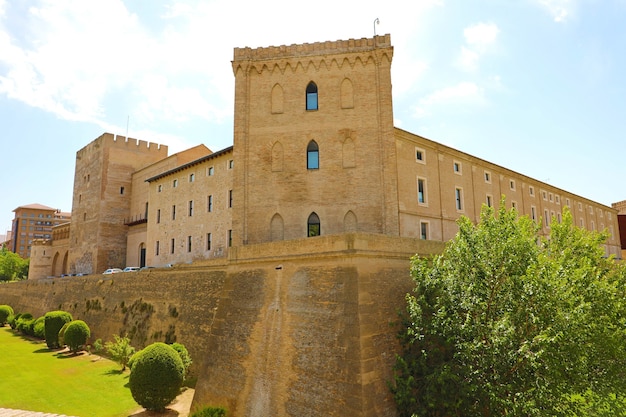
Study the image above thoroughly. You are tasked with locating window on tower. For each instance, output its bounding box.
[307,140,319,169]
[306,82,318,110]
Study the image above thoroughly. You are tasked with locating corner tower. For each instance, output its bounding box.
[68,133,168,274]
[231,35,399,245]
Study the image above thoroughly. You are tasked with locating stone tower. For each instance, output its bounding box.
[231,35,399,246]
[68,133,168,274]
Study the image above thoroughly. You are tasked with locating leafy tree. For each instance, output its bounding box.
[129,342,184,411]
[391,202,626,417]
[171,342,192,380]
[0,305,14,325]
[64,320,90,353]
[0,248,28,281]
[44,310,73,349]
[105,334,135,371]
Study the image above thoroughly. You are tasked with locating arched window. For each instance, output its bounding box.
[307,140,319,170]
[306,82,318,110]
[308,212,321,237]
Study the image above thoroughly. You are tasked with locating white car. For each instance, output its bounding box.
[123,267,140,272]
[102,268,123,274]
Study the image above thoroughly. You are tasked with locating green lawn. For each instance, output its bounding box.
[0,326,139,417]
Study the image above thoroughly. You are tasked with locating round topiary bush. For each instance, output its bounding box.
[64,320,90,353]
[129,342,184,411]
[16,313,34,335]
[0,305,14,326]
[33,316,46,339]
[171,342,192,380]
[44,310,73,349]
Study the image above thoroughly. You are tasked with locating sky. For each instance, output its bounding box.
[1,0,625,237]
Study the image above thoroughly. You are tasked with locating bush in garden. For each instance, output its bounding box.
[44,310,73,349]
[105,334,135,371]
[58,321,70,346]
[8,312,21,329]
[64,320,90,353]
[0,305,14,325]
[129,342,184,411]
[33,316,46,339]
[16,313,34,335]
[190,406,227,417]
[171,342,192,380]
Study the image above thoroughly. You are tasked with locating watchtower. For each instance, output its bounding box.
[68,133,168,274]
[231,35,398,246]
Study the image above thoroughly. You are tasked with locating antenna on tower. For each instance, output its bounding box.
[374,18,380,36]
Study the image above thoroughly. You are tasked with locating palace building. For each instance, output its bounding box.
[28,34,621,279]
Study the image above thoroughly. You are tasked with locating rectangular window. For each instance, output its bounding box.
[529,186,534,196]
[566,198,570,207]
[417,178,427,205]
[228,160,234,169]
[189,200,193,217]
[208,195,213,212]
[512,201,517,209]
[172,205,176,220]
[173,179,178,188]
[228,230,233,247]
[420,222,429,240]
[415,147,425,163]
[207,233,211,250]
[156,240,160,256]
[187,236,192,252]
[578,202,583,211]
[158,184,162,192]
[486,194,493,207]
[544,209,549,227]
[531,206,537,221]
[455,188,463,211]
[189,173,195,183]
[510,180,516,191]
[208,166,214,176]
[120,186,125,195]
[555,195,560,204]
[542,191,547,201]
[157,209,161,224]
[580,218,584,228]
[549,193,553,202]
[171,238,175,254]
[484,171,491,183]
[228,190,233,208]
[453,161,461,174]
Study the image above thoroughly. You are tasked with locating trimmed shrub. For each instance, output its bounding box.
[33,316,46,339]
[16,313,34,335]
[64,320,90,353]
[190,406,227,417]
[0,305,14,325]
[44,310,73,349]
[171,342,192,380]
[8,312,21,329]
[129,342,184,411]
[58,321,70,347]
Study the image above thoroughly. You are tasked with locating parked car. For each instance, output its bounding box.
[102,268,123,274]
[123,267,140,272]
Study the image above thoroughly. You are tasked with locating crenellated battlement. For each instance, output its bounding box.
[76,133,168,158]
[233,34,391,62]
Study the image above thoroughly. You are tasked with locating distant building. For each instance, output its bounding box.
[28,34,621,279]
[9,204,70,259]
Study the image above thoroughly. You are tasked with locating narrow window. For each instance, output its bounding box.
[228,160,234,169]
[207,233,212,250]
[208,195,213,212]
[158,184,162,192]
[208,166,214,176]
[156,240,160,256]
[120,186,125,195]
[484,171,491,183]
[189,200,193,217]
[486,195,492,207]
[172,205,176,220]
[455,188,463,211]
[544,209,549,227]
[306,81,318,110]
[157,209,161,224]
[171,238,175,254]
[415,148,425,163]
[187,236,192,252]
[173,179,178,188]
[510,180,516,191]
[453,162,461,174]
[529,186,534,196]
[189,173,195,183]
[307,212,321,237]
[307,140,319,169]
[420,222,429,240]
[228,230,233,247]
[228,190,233,208]
[417,178,427,204]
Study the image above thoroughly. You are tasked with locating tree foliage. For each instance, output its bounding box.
[0,305,14,325]
[171,342,192,380]
[391,202,626,417]
[0,248,29,281]
[129,342,184,411]
[105,334,135,371]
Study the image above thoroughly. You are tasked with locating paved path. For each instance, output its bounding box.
[0,409,76,417]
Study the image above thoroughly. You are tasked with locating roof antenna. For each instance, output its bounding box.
[374,18,380,36]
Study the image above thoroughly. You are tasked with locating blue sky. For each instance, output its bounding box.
[1,0,625,237]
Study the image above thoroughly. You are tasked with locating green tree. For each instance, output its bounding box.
[170,342,192,380]
[64,320,91,353]
[105,334,135,371]
[129,342,184,411]
[0,248,28,281]
[391,202,626,417]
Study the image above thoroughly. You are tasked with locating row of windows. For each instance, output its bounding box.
[155,192,233,223]
[155,230,233,256]
[156,160,234,193]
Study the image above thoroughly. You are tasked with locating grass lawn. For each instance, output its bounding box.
[0,326,139,417]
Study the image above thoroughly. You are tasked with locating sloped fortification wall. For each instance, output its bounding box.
[0,234,445,417]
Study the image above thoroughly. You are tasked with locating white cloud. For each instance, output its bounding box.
[456,22,499,72]
[414,82,486,118]
[534,0,573,22]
